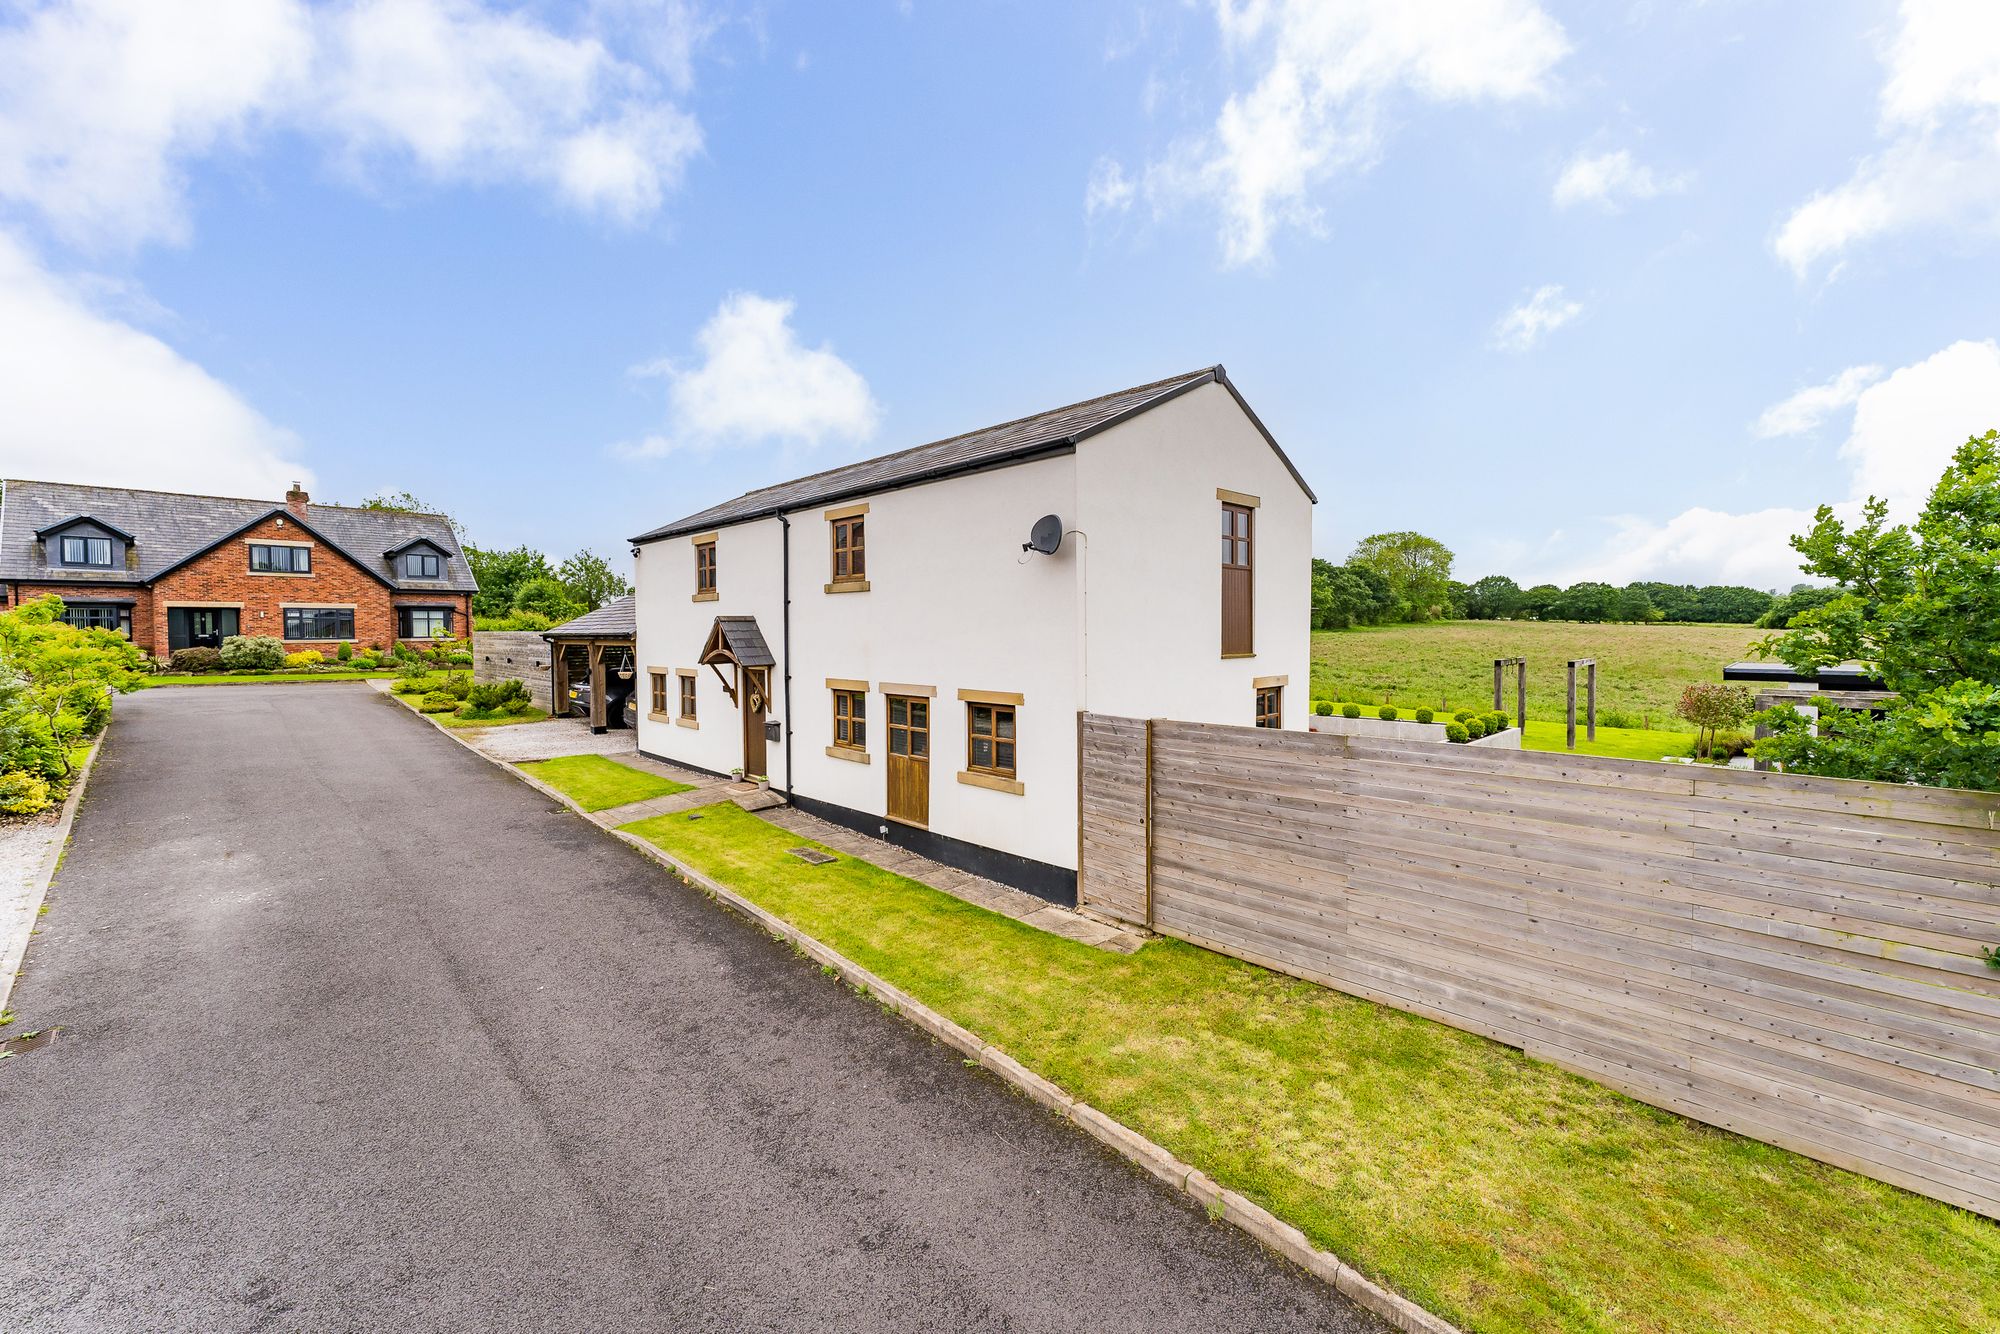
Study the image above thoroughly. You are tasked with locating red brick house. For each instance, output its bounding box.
[0,479,475,658]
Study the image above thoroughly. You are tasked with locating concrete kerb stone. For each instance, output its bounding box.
[1,727,108,1013]
[409,701,1465,1334]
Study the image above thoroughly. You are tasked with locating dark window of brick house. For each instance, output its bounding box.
[398,607,453,639]
[284,608,354,640]
[60,536,113,567]
[249,543,311,574]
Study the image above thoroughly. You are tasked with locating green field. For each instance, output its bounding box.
[1311,621,1767,732]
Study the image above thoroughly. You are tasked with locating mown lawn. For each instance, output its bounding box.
[1311,621,1766,731]
[1316,704,1708,763]
[433,707,549,730]
[622,802,2000,1334]
[521,755,693,811]
[141,670,397,687]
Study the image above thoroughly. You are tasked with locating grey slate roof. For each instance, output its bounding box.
[543,595,635,641]
[705,615,775,668]
[631,364,1313,544]
[0,480,477,592]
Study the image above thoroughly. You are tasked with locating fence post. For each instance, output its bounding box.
[1566,661,1578,750]
[1587,662,1597,741]
[1492,659,1503,711]
[1516,659,1527,727]
[1143,717,1156,930]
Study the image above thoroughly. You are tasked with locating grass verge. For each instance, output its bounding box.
[522,755,694,811]
[621,801,2000,1334]
[142,670,398,687]
[1314,705,1708,764]
[434,707,549,730]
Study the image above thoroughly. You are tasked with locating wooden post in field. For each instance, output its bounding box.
[1567,658,1595,749]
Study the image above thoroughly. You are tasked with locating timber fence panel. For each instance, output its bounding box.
[472,632,553,711]
[1075,712,2000,1219]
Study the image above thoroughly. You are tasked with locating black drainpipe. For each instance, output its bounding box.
[779,514,794,800]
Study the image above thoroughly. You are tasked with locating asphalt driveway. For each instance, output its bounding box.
[0,685,1375,1332]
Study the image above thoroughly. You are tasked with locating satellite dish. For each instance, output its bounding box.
[1023,514,1063,555]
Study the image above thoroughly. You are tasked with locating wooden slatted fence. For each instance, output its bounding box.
[1075,712,2000,1219]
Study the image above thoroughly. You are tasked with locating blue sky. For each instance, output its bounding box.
[2,0,1997,592]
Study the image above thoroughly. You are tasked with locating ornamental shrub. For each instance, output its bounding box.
[0,770,53,816]
[336,642,352,662]
[219,635,285,671]
[1445,722,1469,743]
[1465,717,1489,740]
[1454,711,1475,723]
[350,655,379,670]
[1313,700,1333,716]
[283,650,323,669]
[1415,708,1434,724]
[445,673,473,700]
[466,679,531,714]
[418,691,458,713]
[1340,703,1361,719]
[1485,711,1508,733]
[167,647,222,673]
[391,675,438,695]
[447,651,473,666]
[1378,706,1398,721]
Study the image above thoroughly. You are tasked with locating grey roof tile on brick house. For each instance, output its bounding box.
[631,364,1313,544]
[0,480,477,592]
[543,595,636,641]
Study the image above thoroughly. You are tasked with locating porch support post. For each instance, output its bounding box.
[588,642,607,733]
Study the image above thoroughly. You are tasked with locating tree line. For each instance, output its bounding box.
[1312,529,1822,629]
[355,492,629,629]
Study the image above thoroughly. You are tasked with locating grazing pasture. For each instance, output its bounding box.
[1310,620,1767,732]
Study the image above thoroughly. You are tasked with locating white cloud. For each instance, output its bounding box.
[622,293,879,457]
[1491,283,1581,352]
[1546,339,2000,587]
[1775,0,2000,276]
[1552,148,1686,210]
[0,231,309,495]
[0,0,706,249]
[1085,157,1136,218]
[1753,364,1884,438]
[1130,0,1568,265]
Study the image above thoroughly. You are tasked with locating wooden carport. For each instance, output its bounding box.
[544,596,637,734]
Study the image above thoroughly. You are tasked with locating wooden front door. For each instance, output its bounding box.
[740,668,768,776]
[885,695,930,826]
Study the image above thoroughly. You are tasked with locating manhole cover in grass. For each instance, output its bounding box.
[788,847,837,866]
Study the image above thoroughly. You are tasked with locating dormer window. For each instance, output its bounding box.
[406,551,441,579]
[61,535,113,567]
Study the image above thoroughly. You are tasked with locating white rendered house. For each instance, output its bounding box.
[630,367,1314,902]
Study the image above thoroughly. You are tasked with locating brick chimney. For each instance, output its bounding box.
[284,481,309,516]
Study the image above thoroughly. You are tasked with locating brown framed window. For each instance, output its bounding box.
[1221,502,1253,656]
[832,689,867,749]
[679,674,697,719]
[831,516,865,584]
[1255,684,1281,729]
[694,540,717,595]
[966,703,1017,778]
[650,672,667,715]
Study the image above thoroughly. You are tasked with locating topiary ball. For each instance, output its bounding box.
[1445,722,1469,743]
[1313,700,1333,716]
[1415,708,1434,724]
[1378,706,1398,721]
[1341,703,1362,719]
[1465,717,1489,739]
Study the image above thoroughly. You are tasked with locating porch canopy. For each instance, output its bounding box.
[543,595,636,731]
[699,615,773,706]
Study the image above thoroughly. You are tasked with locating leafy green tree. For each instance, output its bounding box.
[1689,585,1775,624]
[1616,586,1661,623]
[1349,531,1455,621]
[1553,581,1620,622]
[1313,560,1395,629]
[1518,584,1561,619]
[1463,575,1524,620]
[557,550,631,613]
[1677,683,1754,759]
[1754,430,2000,790]
[467,544,554,618]
[1761,431,2000,693]
[511,575,581,624]
[0,595,145,779]
[1756,584,1843,629]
